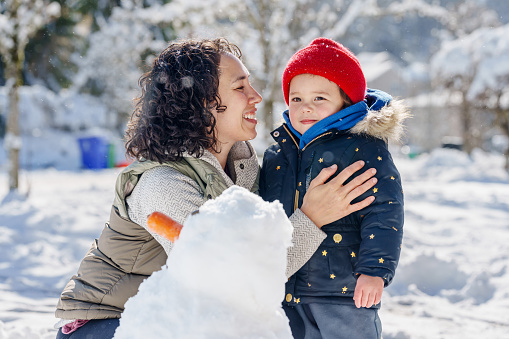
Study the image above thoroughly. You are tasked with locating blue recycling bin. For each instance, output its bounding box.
[78,136,109,169]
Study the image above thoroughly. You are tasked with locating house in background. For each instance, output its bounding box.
[357,52,408,98]
[357,52,469,153]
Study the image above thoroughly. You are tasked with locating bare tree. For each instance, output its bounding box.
[0,0,60,192]
[432,23,509,163]
[431,65,480,154]
[430,1,500,154]
[170,0,465,144]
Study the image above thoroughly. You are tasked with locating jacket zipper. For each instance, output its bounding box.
[281,127,333,212]
[302,132,333,151]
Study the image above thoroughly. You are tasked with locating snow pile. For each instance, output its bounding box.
[410,148,509,183]
[113,186,293,339]
[377,150,509,338]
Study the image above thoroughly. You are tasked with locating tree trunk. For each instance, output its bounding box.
[504,149,509,172]
[494,106,509,171]
[460,93,474,155]
[5,44,24,191]
[6,83,20,191]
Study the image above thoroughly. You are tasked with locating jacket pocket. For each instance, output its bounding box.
[296,230,360,296]
[327,244,360,293]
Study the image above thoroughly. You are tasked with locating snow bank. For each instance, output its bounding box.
[114,186,294,339]
[406,148,509,183]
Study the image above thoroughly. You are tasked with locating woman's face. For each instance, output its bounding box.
[212,53,262,149]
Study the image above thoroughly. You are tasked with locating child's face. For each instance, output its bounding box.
[288,74,344,135]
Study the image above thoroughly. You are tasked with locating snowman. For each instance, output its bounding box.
[113,186,294,339]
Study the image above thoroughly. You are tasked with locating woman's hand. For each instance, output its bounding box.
[300,161,377,228]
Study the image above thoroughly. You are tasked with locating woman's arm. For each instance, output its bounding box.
[126,166,205,255]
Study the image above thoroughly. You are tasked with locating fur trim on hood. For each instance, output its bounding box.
[350,99,411,143]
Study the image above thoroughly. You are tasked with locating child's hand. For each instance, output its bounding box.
[353,274,384,308]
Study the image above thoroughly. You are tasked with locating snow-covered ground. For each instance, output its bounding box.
[0,148,508,339]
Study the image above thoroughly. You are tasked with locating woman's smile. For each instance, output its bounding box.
[242,108,258,124]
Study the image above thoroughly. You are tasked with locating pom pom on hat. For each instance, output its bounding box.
[282,37,366,105]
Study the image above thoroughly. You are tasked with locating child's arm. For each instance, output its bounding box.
[353,274,384,308]
[347,138,404,287]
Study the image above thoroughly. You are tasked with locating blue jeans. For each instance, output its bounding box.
[56,319,120,339]
[289,303,382,339]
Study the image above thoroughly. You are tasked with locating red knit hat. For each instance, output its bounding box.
[282,37,366,105]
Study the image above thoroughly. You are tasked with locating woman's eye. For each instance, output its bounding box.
[236,86,245,90]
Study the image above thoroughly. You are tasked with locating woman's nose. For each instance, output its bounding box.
[248,85,262,104]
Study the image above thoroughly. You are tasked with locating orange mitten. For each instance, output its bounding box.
[147,212,183,242]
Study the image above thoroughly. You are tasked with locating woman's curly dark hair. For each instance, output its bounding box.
[125,38,242,163]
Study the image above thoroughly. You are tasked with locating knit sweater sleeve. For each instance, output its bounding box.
[126,166,205,255]
[287,209,327,278]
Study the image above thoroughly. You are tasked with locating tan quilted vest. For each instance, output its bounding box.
[56,157,258,320]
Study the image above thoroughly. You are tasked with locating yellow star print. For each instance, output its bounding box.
[390,176,395,180]
[299,182,302,186]
[379,258,384,264]
[319,158,323,163]
[351,252,356,258]
[330,274,336,279]
[377,156,382,161]
[276,166,280,170]
[369,234,375,239]
[373,188,378,193]
[277,149,281,153]
[342,286,348,293]
[322,250,327,256]
[295,298,300,303]
[282,139,287,143]
[355,148,359,152]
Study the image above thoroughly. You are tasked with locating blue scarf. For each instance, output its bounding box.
[283,88,392,149]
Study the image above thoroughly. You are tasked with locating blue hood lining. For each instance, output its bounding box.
[282,89,392,149]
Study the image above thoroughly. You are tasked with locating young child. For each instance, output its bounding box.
[260,38,409,338]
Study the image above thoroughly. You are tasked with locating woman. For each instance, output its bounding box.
[54,38,377,338]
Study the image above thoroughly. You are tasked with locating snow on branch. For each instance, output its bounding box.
[324,0,380,38]
[0,0,61,66]
[431,24,509,104]
[385,0,449,21]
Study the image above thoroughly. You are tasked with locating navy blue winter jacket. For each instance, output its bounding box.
[260,91,408,307]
